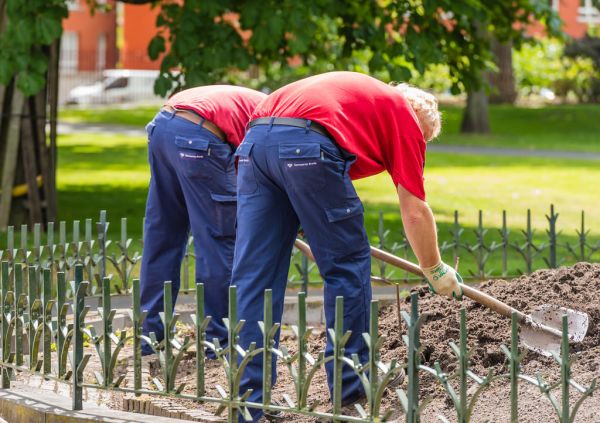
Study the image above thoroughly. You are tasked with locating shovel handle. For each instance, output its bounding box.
[294,239,566,340]
[295,239,529,322]
[294,239,315,262]
[458,284,527,321]
[368,245,530,321]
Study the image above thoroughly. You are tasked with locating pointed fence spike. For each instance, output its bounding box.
[332,296,344,417]
[262,289,273,407]
[227,285,239,422]
[72,265,86,410]
[406,292,421,422]
[196,283,205,399]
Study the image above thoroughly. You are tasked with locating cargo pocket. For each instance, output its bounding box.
[323,198,368,253]
[325,199,364,223]
[280,143,324,192]
[234,142,258,195]
[210,193,237,238]
[175,136,210,179]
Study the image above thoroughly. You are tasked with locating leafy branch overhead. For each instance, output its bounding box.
[149,0,561,96]
[0,0,562,98]
[0,0,68,95]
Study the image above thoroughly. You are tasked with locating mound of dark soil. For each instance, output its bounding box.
[379,262,600,377]
[105,263,600,422]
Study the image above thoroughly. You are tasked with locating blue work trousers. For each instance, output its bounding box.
[231,124,372,421]
[140,110,236,355]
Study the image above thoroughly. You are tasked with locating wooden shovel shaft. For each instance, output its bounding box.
[367,245,529,320]
[294,239,561,338]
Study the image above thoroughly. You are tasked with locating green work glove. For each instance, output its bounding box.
[421,261,463,300]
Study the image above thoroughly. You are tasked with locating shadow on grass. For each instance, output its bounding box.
[57,185,148,240]
[59,142,148,172]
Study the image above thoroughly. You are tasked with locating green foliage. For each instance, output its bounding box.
[513,39,596,102]
[564,36,600,102]
[0,0,68,95]
[151,0,560,96]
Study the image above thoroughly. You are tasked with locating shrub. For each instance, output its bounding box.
[513,38,596,102]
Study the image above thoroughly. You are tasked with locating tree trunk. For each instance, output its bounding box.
[0,0,58,229]
[460,89,490,134]
[489,39,517,104]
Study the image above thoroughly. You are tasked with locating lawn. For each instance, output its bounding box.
[55,130,600,280]
[59,104,600,152]
[439,104,600,152]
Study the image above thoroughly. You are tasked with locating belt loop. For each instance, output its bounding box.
[305,119,312,134]
[198,117,205,128]
[167,106,177,120]
[268,117,275,132]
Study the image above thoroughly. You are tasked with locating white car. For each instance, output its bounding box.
[67,69,163,105]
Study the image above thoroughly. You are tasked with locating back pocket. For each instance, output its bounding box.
[279,143,324,192]
[175,136,210,179]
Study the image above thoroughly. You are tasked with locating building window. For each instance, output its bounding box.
[578,0,600,23]
[66,0,79,11]
[97,33,107,70]
[60,31,79,73]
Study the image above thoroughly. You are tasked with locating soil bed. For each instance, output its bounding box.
[80,263,600,422]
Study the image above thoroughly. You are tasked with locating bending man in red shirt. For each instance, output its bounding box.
[231,72,462,420]
[141,86,266,357]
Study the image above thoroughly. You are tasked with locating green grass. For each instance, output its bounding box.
[59,104,600,152]
[59,106,158,127]
[56,132,600,243]
[439,104,600,152]
[54,104,600,280]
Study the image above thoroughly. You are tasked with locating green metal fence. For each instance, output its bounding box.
[0,205,598,295]
[0,263,596,422]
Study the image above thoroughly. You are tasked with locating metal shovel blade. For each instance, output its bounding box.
[521,304,589,357]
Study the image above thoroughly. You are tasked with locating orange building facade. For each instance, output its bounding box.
[121,3,164,70]
[61,0,118,73]
[555,0,600,38]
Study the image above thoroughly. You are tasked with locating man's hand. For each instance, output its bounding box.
[421,261,463,299]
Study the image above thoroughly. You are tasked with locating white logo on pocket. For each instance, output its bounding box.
[287,163,293,168]
[180,152,204,159]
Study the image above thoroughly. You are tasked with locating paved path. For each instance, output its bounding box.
[58,122,147,137]
[58,121,600,160]
[427,144,600,161]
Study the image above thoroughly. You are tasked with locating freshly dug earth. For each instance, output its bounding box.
[101,263,600,422]
[378,262,600,422]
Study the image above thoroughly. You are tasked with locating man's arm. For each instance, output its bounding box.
[397,184,440,267]
[397,184,462,299]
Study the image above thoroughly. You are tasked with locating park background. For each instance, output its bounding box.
[0,2,599,422]
[0,0,599,284]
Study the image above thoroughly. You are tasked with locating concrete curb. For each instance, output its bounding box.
[83,293,400,333]
[0,386,185,423]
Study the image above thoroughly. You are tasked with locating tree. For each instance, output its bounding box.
[0,0,67,229]
[488,39,518,105]
[148,1,560,134]
[0,0,153,229]
[0,0,561,228]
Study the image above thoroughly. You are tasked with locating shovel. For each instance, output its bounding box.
[293,239,589,357]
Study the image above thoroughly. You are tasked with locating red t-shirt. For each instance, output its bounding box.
[252,72,427,200]
[166,85,266,147]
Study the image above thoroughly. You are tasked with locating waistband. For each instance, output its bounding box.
[161,105,226,141]
[248,117,332,140]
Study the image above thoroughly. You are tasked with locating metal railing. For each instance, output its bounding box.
[0,264,596,422]
[0,205,598,296]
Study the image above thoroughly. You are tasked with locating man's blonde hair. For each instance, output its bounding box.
[391,83,441,142]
